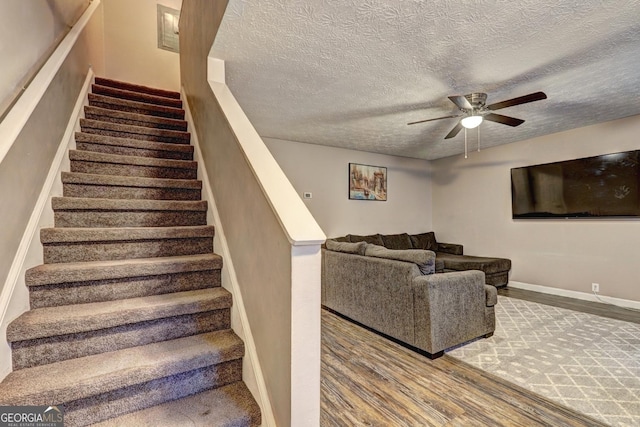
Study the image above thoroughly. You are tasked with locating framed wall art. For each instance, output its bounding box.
[349,163,387,201]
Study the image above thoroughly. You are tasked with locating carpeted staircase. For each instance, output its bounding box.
[0,77,261,426]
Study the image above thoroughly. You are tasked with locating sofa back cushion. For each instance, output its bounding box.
[326,239,367,255]
[348,233,384,246]
[381,233,413,250]
[410,232,438,251]
[365,244,435,275]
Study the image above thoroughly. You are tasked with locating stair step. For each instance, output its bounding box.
[88,93,185,120]
[70,150,198,180]
[8,288,232,369]
[61,172,202,200]
[93,381,261,427]
[41,225,214,263]
[0,330,244,426]
[26,254,222,308]
[95,77,181,100]
[74,131,193,160]
[52,197,207,228]
[84,106,187,131]
[80,118,190,145]
[92,84,183,108]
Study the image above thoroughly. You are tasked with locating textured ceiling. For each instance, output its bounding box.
[211,0,640,160]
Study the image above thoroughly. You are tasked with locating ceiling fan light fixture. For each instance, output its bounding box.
[461,115,483,129]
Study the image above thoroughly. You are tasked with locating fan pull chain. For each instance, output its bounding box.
[478,126,481,152]
[464,128,468,159]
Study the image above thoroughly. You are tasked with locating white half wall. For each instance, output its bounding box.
[431,114,640,302]
[264,138,433,238]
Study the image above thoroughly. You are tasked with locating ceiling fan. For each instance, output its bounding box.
[407,91,547,139]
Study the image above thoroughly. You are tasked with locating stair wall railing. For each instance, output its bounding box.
[0,1,103,381]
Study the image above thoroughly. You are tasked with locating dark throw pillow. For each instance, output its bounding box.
[410,232,438,251]
[348,233,384,246]
[381,233,413,250]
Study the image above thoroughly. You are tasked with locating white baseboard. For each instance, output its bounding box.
[182,92,275,427]
[508,281,640,311]
[0,69,94,381]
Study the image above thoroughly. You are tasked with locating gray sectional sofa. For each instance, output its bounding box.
[322,240,497,359]
[333,232,511,287]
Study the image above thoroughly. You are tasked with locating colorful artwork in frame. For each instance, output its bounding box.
[349,163,387,201]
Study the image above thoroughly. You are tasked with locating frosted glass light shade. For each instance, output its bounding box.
[461,115,483,129]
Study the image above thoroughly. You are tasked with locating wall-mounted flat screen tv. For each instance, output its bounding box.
[511,150,640,218]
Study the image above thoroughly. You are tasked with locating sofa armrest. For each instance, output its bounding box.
[411,270,486,353]
[437,242,463,255]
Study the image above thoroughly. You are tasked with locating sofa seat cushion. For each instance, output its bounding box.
[381,233,413,250]
[435,259,445,273]
[436,253,511,275]
[348,233,384,246]
[365,244,436,275]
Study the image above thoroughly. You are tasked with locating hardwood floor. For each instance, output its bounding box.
[499,287,640,324]
[321,308,607,427]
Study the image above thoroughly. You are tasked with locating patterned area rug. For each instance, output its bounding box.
[447,296,640,427]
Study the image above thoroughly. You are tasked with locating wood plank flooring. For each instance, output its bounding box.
[321,308,607,426]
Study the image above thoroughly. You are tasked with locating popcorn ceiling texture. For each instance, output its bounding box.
[211,0,640,160]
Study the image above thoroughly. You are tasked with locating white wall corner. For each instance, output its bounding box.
[208,57,225,84]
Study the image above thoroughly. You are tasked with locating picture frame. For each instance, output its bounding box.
[349,163,387,201]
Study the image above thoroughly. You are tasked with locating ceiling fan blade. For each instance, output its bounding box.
[444,121,464,139]
[407,114,461,125]
[448,95,473,110]
[486,91,547,111]
[484,113,525,127]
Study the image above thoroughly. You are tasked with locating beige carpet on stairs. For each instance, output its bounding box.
[0,77,260,427]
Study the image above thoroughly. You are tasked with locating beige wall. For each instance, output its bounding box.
[0,3,105,304]
[103,0,181,90]
[432,114,640,302]
[265,137,433,238]
[0,0,89,115]
[180,1,296,425]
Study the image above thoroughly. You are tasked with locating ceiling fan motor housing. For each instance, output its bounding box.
[465,93,487,109]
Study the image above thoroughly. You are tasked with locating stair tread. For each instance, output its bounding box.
[84,106,187,130]
[94,77,181,99]
[92,84,183,108]
[52,197,207,211]
[75,132,193,153]
[26,253,222,286]
[7,288,231,342]
[88,93,185,119]
[0,330,243,404]
[92,381,261,427]
[41,225,214,243]
[70,149,197,169]
[80,118,190,141]
[61,172,201,189]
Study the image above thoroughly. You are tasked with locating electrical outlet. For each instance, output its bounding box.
[592,283,600,293]
[303,192,312,199]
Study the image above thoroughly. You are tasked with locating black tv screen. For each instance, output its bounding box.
[511,150,640,218]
